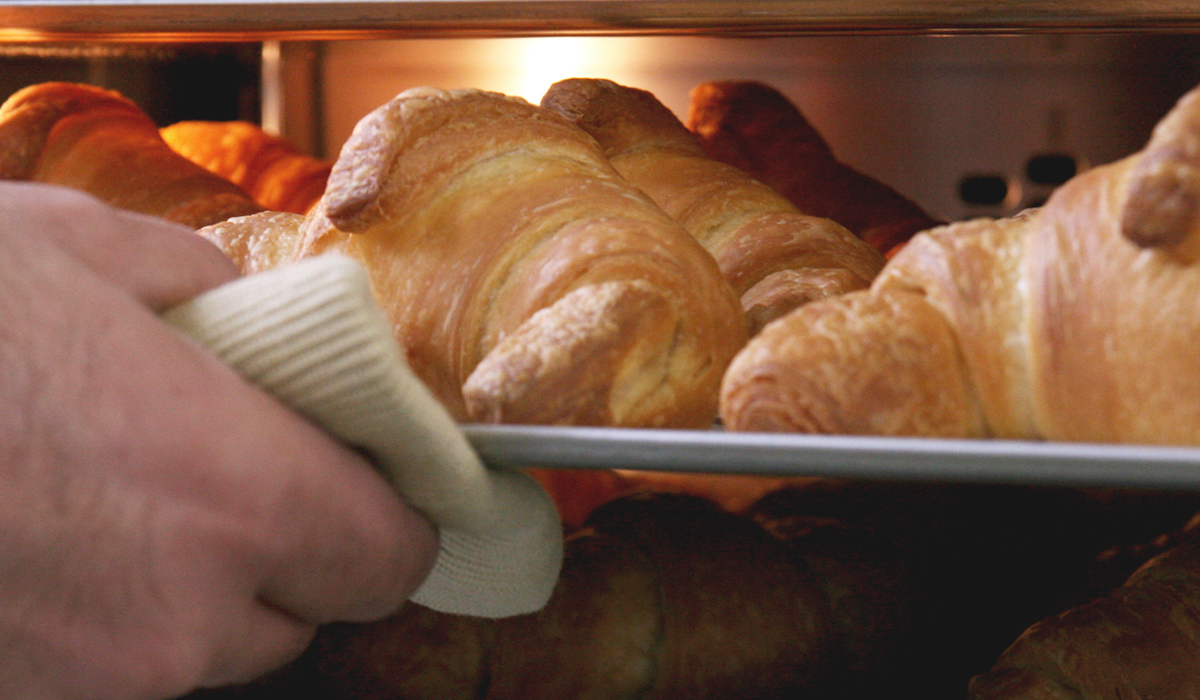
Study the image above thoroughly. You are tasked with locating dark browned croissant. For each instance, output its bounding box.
[686,80,941,256]
[968,538,1200,700]
[721,81,1200,446]
[192,482,1200,700]
[160,120,331,214]
[542,78,885,333]
[305,492,837,700]
[0,82,262,228]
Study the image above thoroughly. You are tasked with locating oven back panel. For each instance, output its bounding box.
[320,33,1200,223]
[2,32,1198,226]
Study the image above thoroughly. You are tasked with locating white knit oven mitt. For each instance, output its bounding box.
[161,253,563,619]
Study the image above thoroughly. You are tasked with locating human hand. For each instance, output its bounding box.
[0,182,438,700]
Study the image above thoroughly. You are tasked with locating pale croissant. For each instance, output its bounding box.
[721,82,1200,446]
[204,87,747,428]
[542,78,885,333]
[0,82,262,228]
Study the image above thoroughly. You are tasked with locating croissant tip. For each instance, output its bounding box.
[1120,155,1200,250]
[322,114,396,229]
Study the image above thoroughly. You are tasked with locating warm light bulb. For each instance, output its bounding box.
[513,37,590,103]
[480,36,650,105]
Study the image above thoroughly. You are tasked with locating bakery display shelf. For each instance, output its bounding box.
[2,1,1200,42]
[463,424,1200,491]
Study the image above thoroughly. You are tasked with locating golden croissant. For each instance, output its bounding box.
[542,78,886,334]
[0,82,262,228]
[721,81,1200,446]
[203,87,747,428]
[686,80,941,257]
[160,120,331,215]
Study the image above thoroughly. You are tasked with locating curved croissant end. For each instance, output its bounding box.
[1121,86,1200,260]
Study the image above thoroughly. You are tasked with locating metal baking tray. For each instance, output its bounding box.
[463,424,1200,490]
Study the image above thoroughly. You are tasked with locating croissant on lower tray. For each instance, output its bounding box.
[0,82,263,228]
[969,534,1200,700]
[290,491,918,700]
[212,481,1194,700]
[686,80,942,256]
[160,120,332,215]
[721,80,1200,445]
[203,86,747,428]
[540,78,886,333]
[182,480,1200,700]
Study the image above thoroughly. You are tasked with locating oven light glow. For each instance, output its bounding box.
[0,28,53,43]
[490,37,641,105]
[514,38,588,103]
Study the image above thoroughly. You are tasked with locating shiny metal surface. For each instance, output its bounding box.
[2,1,1200,42]
[463,424,1200,490]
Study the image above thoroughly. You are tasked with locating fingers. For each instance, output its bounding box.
[198,601,316,689]
[247,425,441,624]
[38,283,439,697]
[0,181,238,309]
[155,347,438,689]
[109,308,439,624]
[0,180,439,695]
[17,183,441,619]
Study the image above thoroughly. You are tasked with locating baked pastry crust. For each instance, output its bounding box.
[543,78,885,333]
[687,80,941,256]
[0,82,262,228]
[209,87,747,428]
[161,120,331,214]
[721,81,1200,445]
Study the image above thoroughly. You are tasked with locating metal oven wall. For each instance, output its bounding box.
[319,33,1200,223]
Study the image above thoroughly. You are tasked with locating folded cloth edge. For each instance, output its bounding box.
[162,252,563,618]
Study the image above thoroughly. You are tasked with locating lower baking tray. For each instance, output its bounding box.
[462,424,1200,490]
